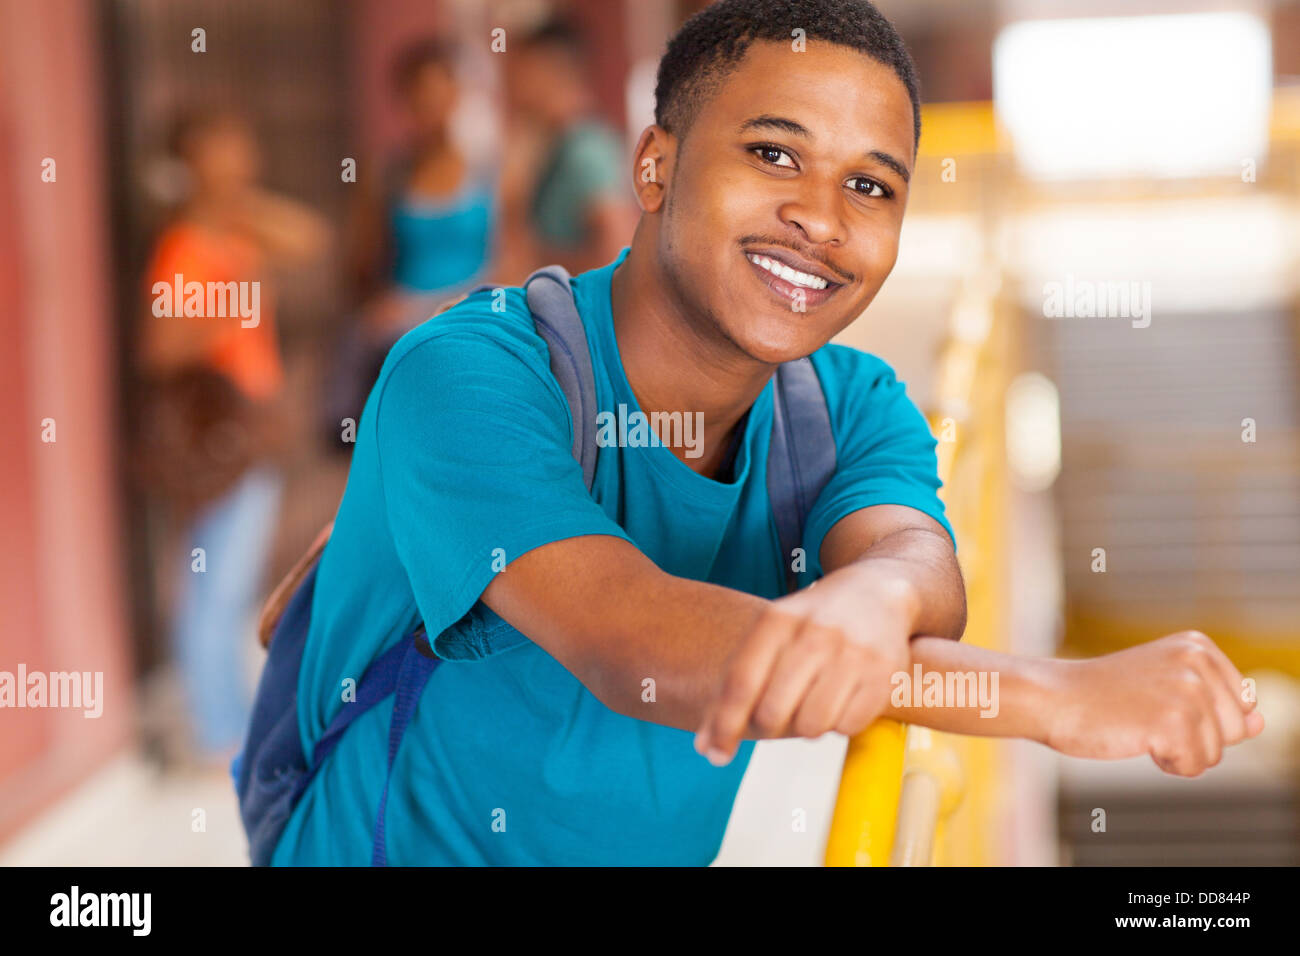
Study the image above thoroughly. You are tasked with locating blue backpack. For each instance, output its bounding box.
[231,264,837,866]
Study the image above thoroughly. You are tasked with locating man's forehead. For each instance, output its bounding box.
[697,40,914,157]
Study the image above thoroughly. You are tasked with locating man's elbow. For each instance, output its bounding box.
[944,563,969,640]
[947,597,968,641]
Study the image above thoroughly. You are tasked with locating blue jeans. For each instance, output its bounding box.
[170,465,283,756]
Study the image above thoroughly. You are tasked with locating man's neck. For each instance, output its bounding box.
[609,235,776,477]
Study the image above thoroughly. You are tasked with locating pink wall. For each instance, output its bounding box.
[0,0,134,842]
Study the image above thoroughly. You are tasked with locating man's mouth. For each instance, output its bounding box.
[743,248,844,308]
[746,253,830,289]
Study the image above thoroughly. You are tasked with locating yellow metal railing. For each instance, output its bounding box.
[825,88,1300,866]
[824,266,1008,866]
[823,719,906,866]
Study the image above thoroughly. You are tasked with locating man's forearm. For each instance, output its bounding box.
[483,536,774,731]
[484,532,961,751]
[884,636,1056,742]
[823,526,967,641]
[581,569,772,731]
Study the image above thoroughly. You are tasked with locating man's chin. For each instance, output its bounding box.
[726,303,843,364]
[732,328,824,367]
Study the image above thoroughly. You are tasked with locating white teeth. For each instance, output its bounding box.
[746,253,829,290]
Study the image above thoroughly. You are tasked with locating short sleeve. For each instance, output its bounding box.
[372,300,632,659]
[801,347,955,578]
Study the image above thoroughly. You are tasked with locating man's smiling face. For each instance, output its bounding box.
[656,39,915,364]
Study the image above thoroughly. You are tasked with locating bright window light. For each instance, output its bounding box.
[993,13,1272,180]
[1005,373,1061,493]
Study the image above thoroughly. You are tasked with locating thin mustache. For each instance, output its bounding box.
[738,235,855,284]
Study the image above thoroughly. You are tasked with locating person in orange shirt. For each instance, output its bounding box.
[139,106,328,764]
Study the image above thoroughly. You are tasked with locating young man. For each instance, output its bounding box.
[273,0,1261,865]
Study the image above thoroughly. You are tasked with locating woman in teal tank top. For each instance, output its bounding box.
[388,168,495,296]
[326,38,501,440]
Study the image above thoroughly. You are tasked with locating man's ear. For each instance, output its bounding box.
[630,125,674,214]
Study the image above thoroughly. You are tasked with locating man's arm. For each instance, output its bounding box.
[817,503,966,641]
[691,503,964,763]
[480,505,961,763]
[481,533,1262,778]
[481,534,772,733]
[887,632,1263,777]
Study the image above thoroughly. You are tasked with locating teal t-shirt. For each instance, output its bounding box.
[272,247,953,866]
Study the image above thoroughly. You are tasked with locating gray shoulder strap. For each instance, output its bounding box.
[768,357,837,593]
[524,265,599,491]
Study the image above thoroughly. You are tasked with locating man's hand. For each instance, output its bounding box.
[1044,631,1265,777]
[692,569,916,766]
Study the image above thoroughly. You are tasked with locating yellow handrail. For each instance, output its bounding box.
[890,726,966,866]
[823,719,907,866]
[823,721,966,866]
[824,269,1002,866]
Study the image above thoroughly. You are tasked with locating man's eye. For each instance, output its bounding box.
[848,176,890,198]
[752,145,796,168]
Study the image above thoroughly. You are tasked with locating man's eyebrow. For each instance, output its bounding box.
[867,150,911,185]
[738,115,911,185]
[738,114,810,137]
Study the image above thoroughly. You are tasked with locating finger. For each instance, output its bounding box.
[1187,633,1256,714]
[1151,696,1215,778]
[1151,733,1204,778]
[1188,678,1224,770]
[787,646,865,738]
[1245,710,1265,736]
[1194,709,1223,772]
[1152,751,1191,777]
[695,610,801,765]
[833,680,888,737]
[1191,652,1249,748]
[746,625,840,739]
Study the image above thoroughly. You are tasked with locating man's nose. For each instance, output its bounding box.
[777,179,846,247]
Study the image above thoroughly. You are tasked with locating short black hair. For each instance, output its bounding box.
[654,0,921,151]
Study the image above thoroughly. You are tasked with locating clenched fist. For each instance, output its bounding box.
[1044,630,1264,777]
[693,572,915,766]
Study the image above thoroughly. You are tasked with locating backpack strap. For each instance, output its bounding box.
[767,357,837,593]
[370,633,439,865]
[290,630,415,807]
[524,265,599,490]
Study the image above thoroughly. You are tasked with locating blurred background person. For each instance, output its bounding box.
[134,106,329,767]
[328,37,502,434]
[498,14,639,281]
